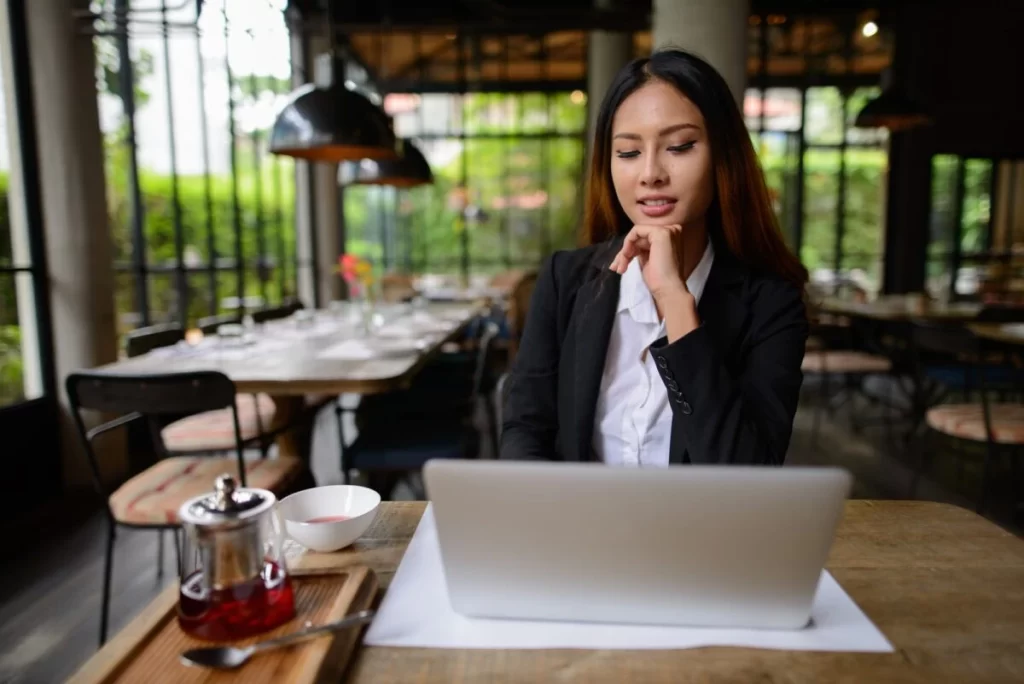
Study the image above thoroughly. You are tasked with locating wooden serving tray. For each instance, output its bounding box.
[69,566,377,684]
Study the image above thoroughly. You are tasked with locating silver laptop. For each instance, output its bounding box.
[423,460,851,630]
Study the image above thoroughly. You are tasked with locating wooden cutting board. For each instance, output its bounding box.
[68,566,377,684]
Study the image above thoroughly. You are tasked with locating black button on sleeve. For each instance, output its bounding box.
[681,400,693,415]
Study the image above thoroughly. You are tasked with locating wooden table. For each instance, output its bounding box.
[92,303,481,461]
[77,500,1024,682]
[969,322,1024,347]
[819,298,983,322]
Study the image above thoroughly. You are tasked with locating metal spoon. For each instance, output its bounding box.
[180,610,376,670]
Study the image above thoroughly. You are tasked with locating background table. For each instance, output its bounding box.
[92,303,481,461]
[969,322,1024,347]
[818,298,983,322]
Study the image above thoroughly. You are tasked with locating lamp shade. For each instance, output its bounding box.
[269,83,399,162]
[854,87,930,132]
[338,139,434,187]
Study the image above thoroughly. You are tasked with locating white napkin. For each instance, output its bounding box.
[317,337,425,360]
[316,339,379,361]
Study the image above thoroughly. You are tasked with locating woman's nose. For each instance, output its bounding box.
[640,155,668,187]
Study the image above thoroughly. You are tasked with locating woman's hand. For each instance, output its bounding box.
[609,224,690,303]
[609,224,700,342]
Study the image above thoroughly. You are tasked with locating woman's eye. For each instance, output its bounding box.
[615,150,640,159]
[668,142,696,153]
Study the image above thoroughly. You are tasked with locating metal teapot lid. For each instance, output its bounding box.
[178,474,276,530]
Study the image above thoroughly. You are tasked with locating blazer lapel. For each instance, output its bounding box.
[668,246,750,465]
[572,239,622,462]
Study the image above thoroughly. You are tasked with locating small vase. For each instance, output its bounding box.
[359,298,376,336]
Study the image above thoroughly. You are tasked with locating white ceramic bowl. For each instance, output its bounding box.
[278,485,381,552]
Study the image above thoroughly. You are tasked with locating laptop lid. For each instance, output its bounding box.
[423,460,851,629]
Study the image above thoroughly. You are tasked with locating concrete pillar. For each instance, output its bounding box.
[992,161,1024,251]
[652,0,749,106]
[288,24,342,307]
[586,0,632,165]
[19,0,121,486]
[313,161,342,304]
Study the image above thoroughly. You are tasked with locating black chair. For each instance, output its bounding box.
[801,314,895,445]
[977,306,1024,323]
[124,323,184,358]
[198,313,241,336]
[340,323,502,497]
[252,299,305,324]
[66,371,305,645]
[908,322,1024,514]
[155,314,279,457]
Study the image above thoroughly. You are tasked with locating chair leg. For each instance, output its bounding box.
[847,374,862,434]
[1012,454,1022,522]
[908,431,931,499]
[978,443,998,515]
[100,521,116,647]
[884,375,895,448]
[813,372,828,446]
[483,396,499,459]
[156,530,165,579]
[173,529,182,577]
[334,402,349,485]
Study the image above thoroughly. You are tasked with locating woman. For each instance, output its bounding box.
[501,49,808,466]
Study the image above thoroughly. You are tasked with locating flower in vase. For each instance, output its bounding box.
[338,253,376,300]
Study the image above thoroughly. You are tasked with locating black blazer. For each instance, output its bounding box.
[500,235,808,465]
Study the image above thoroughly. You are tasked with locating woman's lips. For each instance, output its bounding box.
[638,199,677,218]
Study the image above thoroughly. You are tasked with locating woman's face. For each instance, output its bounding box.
[609,79,714,230]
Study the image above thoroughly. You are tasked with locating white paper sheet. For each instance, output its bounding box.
[364,505,893,652]
[317,338,425,361]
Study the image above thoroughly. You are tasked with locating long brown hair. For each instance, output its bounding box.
[583,49,807,288]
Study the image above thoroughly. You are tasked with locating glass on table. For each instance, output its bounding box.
[217,323,245,348]
[292,309,315,329]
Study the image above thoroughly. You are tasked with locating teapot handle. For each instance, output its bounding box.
[267,501,291,569]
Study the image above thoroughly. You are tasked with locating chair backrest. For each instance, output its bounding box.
[252,299,305,324]
[125,323,184,358]
[65,371,247,502]
[381,273,416,303]
[507,271,539,362]
[977,306,1024,323]
[198,313,241,336]
[495,372,509,436]
[911,321,981,359]
[472,322,502,399]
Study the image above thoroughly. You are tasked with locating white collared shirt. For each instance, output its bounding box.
[592,241,715,467]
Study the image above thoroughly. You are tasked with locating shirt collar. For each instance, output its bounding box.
[617,240,716,324]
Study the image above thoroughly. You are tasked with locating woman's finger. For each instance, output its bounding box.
[611,224,680,273]
[620,235,653,261]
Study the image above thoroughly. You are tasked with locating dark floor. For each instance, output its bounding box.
[1,389,1020,684]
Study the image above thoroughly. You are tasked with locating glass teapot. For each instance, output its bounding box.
[177,474,295,640]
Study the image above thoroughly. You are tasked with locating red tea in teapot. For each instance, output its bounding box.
[178,560,294,641]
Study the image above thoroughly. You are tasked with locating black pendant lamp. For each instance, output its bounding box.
[854,87,930,132]
[269,5,397,162]
[269,83,398,162]
[338,138,433,187]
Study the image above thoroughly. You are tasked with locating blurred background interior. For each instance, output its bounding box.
[0,0,1023,680]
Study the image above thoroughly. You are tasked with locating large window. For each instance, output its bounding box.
[0,18,44,407]
[342,34,589,278]
[745,12,892,297]
[927,155,1012,300]
[92,0,297,339]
